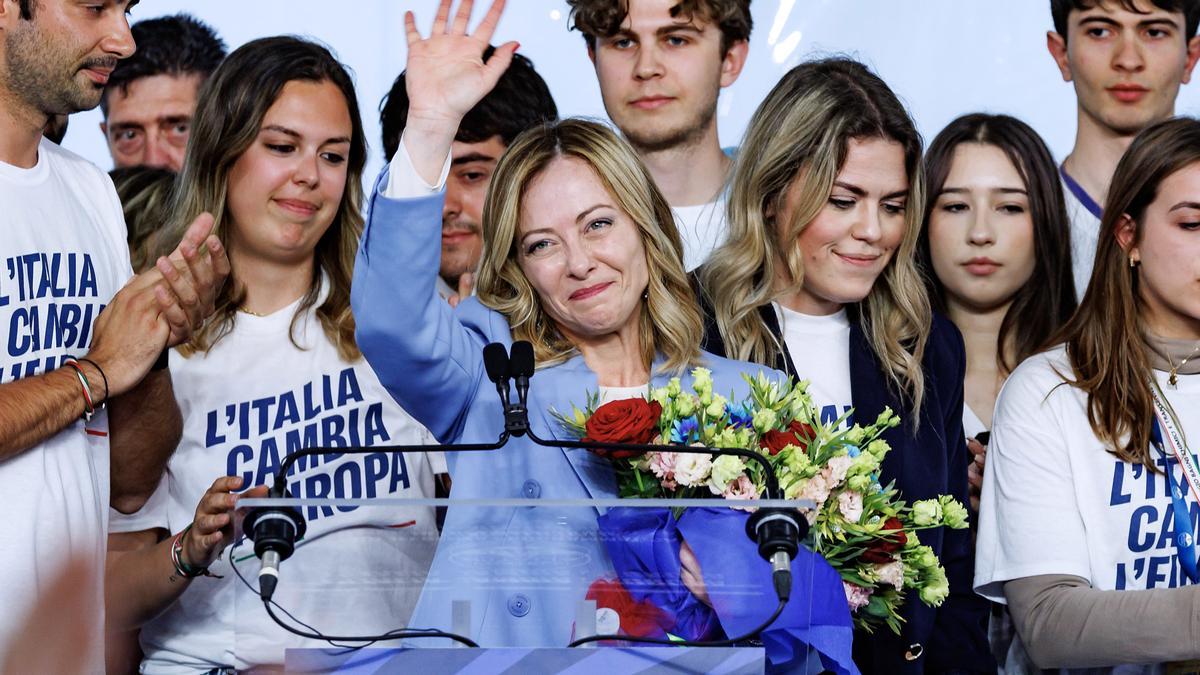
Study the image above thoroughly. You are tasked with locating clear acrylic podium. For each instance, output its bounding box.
[226,495,847,674]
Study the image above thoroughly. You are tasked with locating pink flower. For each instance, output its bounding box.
[798,472,832,507]
[648,451,678,489]
[843,581,873,612]
[875,561,905,590]
[722,474,759,511]
[838,491,863,523]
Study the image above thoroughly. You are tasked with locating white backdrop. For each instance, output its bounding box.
[61,0,1200,184]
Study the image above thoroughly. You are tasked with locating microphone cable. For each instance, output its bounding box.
[227,536,480,649]
[566,598,786,649]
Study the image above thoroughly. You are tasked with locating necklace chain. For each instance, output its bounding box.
[1166,343,1200,387]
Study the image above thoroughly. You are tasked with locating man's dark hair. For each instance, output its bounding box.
[100,13,226,117]
[568,0,752,53]
[1051,0,1200,42]
[380,47,558,162]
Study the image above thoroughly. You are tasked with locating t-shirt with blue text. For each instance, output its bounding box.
[776,303,854,428]
[976,345,1200,674]
[0,138,133,668]
[113,285,445,672]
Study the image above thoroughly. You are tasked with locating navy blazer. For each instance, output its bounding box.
[696,290,994,675]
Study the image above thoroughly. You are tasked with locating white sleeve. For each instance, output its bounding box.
[384,132,452,199]
[108,474,170,533]
[974,359,1093,601]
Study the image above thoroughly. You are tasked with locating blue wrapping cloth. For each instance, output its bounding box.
[596,507,725,641]
[598,506,858,675]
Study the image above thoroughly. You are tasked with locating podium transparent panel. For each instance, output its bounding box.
[207,496,852,674]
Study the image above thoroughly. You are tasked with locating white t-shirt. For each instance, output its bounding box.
[672,196,727,272]
[976,346,1200,674]
[775,304,854,428]
[963,404,987,441]
[1061,174,1103,302]
[114,286,445,673]
[0,139,133,667]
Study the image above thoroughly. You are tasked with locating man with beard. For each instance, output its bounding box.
[568,0,750,271]
[380,47,557,302]
[0,0,227,664]
[1048,0,1200,295]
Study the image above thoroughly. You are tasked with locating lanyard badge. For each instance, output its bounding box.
[1150,380,1200,584]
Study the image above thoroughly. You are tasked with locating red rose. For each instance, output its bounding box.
[584,399,662,459]
[759,420,815,456]
[859,517,908,564]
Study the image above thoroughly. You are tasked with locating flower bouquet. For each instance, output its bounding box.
[555,367,969,637]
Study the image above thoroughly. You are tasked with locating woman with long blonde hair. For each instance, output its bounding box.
[351,0,791,653]
[698,57,992,673]
[976,117,1200,670]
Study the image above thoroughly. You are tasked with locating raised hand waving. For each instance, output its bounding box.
[402,0,517,182]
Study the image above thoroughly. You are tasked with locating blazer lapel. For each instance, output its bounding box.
[848,321,909,490]
[530,355,617,500]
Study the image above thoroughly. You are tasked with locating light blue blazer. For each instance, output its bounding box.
[350,167,778,648]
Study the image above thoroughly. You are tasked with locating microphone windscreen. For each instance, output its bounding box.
[510,341,535,378]
[483,343,510,383]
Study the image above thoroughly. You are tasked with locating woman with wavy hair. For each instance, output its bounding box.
[697,57,992,673]
[351,0,788,652]
[103,37,444,671]
[976,117,1200,670]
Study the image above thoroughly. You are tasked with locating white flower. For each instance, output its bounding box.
[875,560,905,590]
[673,453,713,487]
[837,490,864,523]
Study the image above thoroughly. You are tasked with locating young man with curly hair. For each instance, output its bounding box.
[568,0,750,270]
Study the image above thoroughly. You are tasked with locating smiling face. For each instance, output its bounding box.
[1123,161,1200,339]
[2,0,136,117]
[1050,0,1200,136]
[225,79,352,266]
[928,143,1037,314]
[516,155,650,346]
[589,0,745,153]
[777,137,909,315]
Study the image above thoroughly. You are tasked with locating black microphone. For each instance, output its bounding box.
[494,341,532,437]
[745,507,807,601]
[509,341,534,408]
[483,342,512,408]
[243,491,307,602]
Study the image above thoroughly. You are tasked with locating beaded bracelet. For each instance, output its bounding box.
[61,358,96,422]
[170,524,222,579]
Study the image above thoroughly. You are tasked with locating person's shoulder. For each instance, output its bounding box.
[40,139,110,184]
[995,345,1077,418]
[1006,344,1073,392]
[927,311,964,352]
[454,296,514,343]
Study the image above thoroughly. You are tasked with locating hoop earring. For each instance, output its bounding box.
[1129,256,1140,269]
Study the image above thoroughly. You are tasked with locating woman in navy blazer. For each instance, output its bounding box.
[351,2,779,649]
[696,58,993,673]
